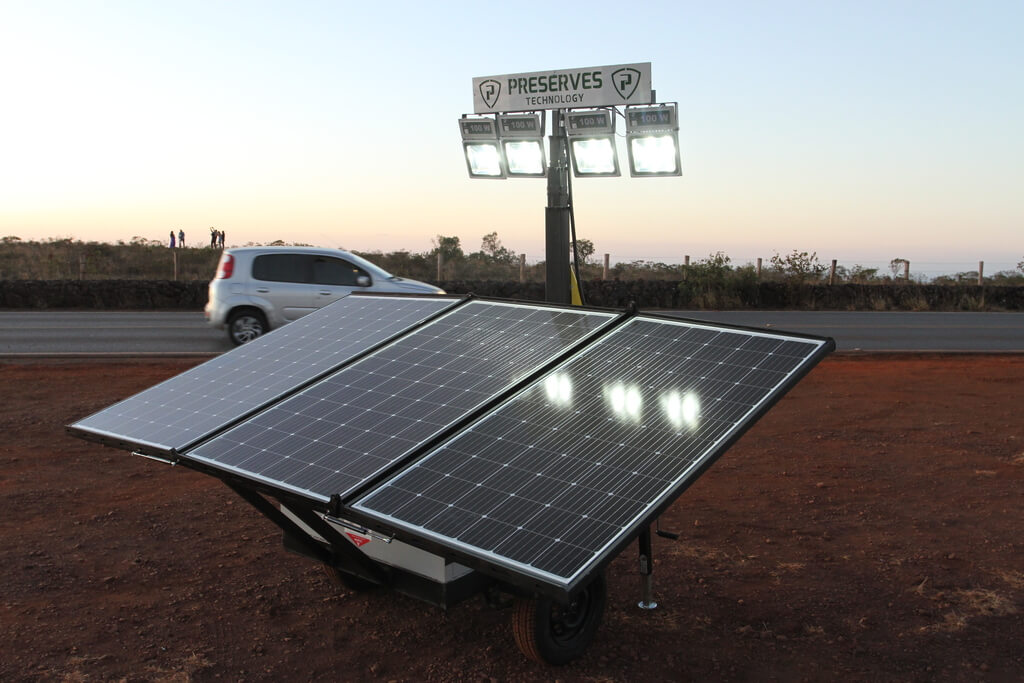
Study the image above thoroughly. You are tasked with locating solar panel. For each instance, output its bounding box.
[352,316,832,591]
[68,294,461,454]
[183,301,618,502]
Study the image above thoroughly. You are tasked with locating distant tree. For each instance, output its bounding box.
[848,265,881,283]
[571,238,595,266]
[1,235,21,243]
[1018,258,1024,274]
[431,235,464,262]
[770,250,825,283]
[479,231,517,264]
[890,258,909,279]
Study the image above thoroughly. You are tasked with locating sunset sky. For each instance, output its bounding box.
[1,1,1021,276]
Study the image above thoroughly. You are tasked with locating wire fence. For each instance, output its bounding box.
[1,239,1020,286]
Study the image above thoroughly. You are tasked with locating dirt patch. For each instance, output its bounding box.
[1,356,1022,681]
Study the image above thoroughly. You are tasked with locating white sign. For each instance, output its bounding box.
[473,63,652,113]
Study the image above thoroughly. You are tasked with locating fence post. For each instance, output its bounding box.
[173,251,178,281]
[78,255,86,280]
[683,254,690,281]
[437,252,443,282]
[828,259,837,285]
[978,261,984,286]
[519,253,526,283]
[603,253,609,280]
[756,257,762,280]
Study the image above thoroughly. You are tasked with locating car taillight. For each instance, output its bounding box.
[217,254,235,279]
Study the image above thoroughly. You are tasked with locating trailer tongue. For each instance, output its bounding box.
[69,292,832,664]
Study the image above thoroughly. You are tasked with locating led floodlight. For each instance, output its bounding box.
[498,113,546,177]
[459,116,506,179]
[566,109,619,177]
[625,103,681,177]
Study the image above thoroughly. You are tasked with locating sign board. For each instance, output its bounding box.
[473,63,652,113]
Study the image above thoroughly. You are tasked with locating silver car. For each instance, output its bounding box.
[205,246,445,345]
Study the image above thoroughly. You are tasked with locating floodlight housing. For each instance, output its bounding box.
[459,116,506,179]
[625,103,681,177]
[565,109,619,177]
[498,113,546,178]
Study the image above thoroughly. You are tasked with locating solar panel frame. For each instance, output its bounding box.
[179,300,621,504]
[349,314,834,598]
[67,293,466,457]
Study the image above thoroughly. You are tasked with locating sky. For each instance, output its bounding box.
[1,1,1021,276]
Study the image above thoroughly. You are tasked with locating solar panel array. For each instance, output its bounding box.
[69,295,460,452]
[353,316,829,589]
[184,301,617,502]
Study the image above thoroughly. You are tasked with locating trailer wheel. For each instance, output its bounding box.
[512,573,606,665]
[321,563,377,592]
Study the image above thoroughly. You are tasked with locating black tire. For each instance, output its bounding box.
[512,573,606,665]
[321,563,377,592]
[227,308,267,345]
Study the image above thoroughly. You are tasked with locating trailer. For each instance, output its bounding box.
[69,293,833,664]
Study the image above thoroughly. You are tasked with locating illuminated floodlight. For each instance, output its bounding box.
[463,142,505,177]
[459,116,506,179]
[498,113,546,177]
[503,139,546,176]
[569,137,619,176]
[565,109,619,177]
[625,103,682,177]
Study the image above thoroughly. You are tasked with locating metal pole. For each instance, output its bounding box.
[638,526,657,609]
[545,109,571,304]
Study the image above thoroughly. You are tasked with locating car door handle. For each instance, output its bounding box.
[256,288,269,293]
[319,290,332,296]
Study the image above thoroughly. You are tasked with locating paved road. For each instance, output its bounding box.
[665,311,1024,352]
[0,310,1021,356]
[0,311,230,355]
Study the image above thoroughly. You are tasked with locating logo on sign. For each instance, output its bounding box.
[611,68,641,100]
[345,532,370,548]
[479,79,500,108]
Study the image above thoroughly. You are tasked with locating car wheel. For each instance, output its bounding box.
[512,572,606,665]
[227,309,267,345]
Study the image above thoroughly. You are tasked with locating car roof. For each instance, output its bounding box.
[224,246,392,278]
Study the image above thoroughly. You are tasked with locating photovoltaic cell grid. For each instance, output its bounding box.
[183,301,617,502]
[354,317,830,588]
[69,294,461,452]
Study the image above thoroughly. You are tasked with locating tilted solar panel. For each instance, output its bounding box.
[183,301,618,502]
[68,294,461,454]
[352,316,832,593]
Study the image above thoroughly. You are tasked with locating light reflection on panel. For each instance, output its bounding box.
[354,317,830,588]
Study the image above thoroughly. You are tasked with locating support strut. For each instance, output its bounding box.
[637,526,657,609]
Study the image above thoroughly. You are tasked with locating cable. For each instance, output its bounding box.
[562,136,586,305]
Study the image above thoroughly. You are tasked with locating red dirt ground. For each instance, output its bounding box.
[1,355,1022,682]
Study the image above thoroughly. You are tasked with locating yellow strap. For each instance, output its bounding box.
[569,268,582,306]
